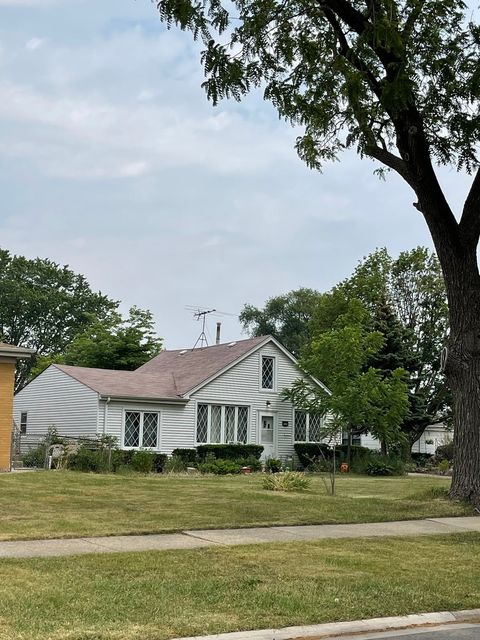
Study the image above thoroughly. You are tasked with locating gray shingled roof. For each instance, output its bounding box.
[55,336,269,400]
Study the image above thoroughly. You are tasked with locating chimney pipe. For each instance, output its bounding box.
[216,322,221,345]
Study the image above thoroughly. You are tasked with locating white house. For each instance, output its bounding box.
[13,336,331,461]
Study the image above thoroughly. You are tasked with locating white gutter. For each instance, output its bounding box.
[103,396,111,435]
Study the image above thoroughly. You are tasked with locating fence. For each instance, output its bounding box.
[11,428,113,470]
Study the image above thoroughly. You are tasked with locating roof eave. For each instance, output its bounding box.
[99,394,188,404]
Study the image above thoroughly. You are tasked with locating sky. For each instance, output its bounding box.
[0,0,474,349]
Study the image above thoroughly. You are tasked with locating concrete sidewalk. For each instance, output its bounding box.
[0,516,479,558]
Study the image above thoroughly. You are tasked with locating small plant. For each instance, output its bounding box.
[197,458,241,475]
[437,459,451,474]
[263,471,310,492]
[130,450,155,473]
[365,459,395,476]
[164,455,187,474]
[265,458,282,473]
[22,445,47,468]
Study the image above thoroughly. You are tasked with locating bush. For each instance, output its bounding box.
[197,458,241,475]
[153,453,168,473]
[196,444,263,462]
[67,448,109,473]
[263,471,310,492]
[294,443,332,468]
[437,459,451,474]
[130,450,155,473]
[365,455,405,476]
[435,442,454,463]
[411,452,434,466]
[164,455,187,473]
[171,448,198,465]
[22,445,47,468]
[265,458,282,473]
[335,444,372,462]
[237,456,262,472]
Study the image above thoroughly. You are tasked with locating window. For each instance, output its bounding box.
[294,410,324,442]
[124,411,159,449]
[20,412,27,435]
[261,356,275,389]
[196,404,249,444]
[342,431,361,446]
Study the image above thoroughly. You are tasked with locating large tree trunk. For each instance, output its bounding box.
[436,249,480,505]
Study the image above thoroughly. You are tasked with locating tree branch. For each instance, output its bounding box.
[459,167,480,247]
[322,6,383,100]
[365,145,416,188]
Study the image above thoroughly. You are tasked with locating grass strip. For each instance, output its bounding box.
[0,533,479,640]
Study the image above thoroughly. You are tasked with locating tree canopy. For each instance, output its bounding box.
[240,288,321,355]
[0,249,117,390]
[31,307,163,377]
[285,295,409,453]
[155,0,480,503]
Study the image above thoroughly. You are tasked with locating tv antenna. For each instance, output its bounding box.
[186,306,237,348]
[192,308,216,348]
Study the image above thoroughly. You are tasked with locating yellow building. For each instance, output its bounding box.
[0,343,34,472]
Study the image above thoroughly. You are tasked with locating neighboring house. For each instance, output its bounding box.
[411,422,452,455]
[13,336,330,461]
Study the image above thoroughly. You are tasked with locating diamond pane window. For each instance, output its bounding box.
[143,413,159,448]
[294,410,307,442]
[237,406,248,443]
[309,414,323,442]
[210,405,222,443]
[196,404,208,443]
[124,411,141,447]
[261,356,274,389]
[225,406,236,442]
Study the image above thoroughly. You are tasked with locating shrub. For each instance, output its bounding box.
[22,445,47,468]
[196,444,263,462]
[265,458,282,473]
[365,455,405,476]
[411,452,434,466]
[67,448,108,473]
[153,453,168,473]
[164,455,187,473]
[435,442,454,463]
[294,443,332,468]
[197,458,241,475]
[437,459,451,474]
[335,444,372,463]
[237,456,262,472]
[130,450,155,473]
[171,448,198,465]
[263,471,310,492]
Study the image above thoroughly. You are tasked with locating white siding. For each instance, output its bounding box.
[101,400,194,455]
[192,343,308,460]
[360,433,381,450]
[14,366,99,438]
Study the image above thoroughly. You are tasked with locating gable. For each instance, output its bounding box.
[191,341,309,402]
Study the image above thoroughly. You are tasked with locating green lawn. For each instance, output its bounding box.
[0,533,479,639]
[0,471,470,541]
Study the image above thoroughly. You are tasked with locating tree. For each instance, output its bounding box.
[286,295,409,455]
[31,307,162,375]
[155,0,480,504]
[340,248,449,447]
[0,249,116,390]
[240,288,321,355]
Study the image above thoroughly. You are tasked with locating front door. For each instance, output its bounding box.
[260,415,275,459]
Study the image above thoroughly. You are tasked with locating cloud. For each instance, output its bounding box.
[25,37,47,50]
